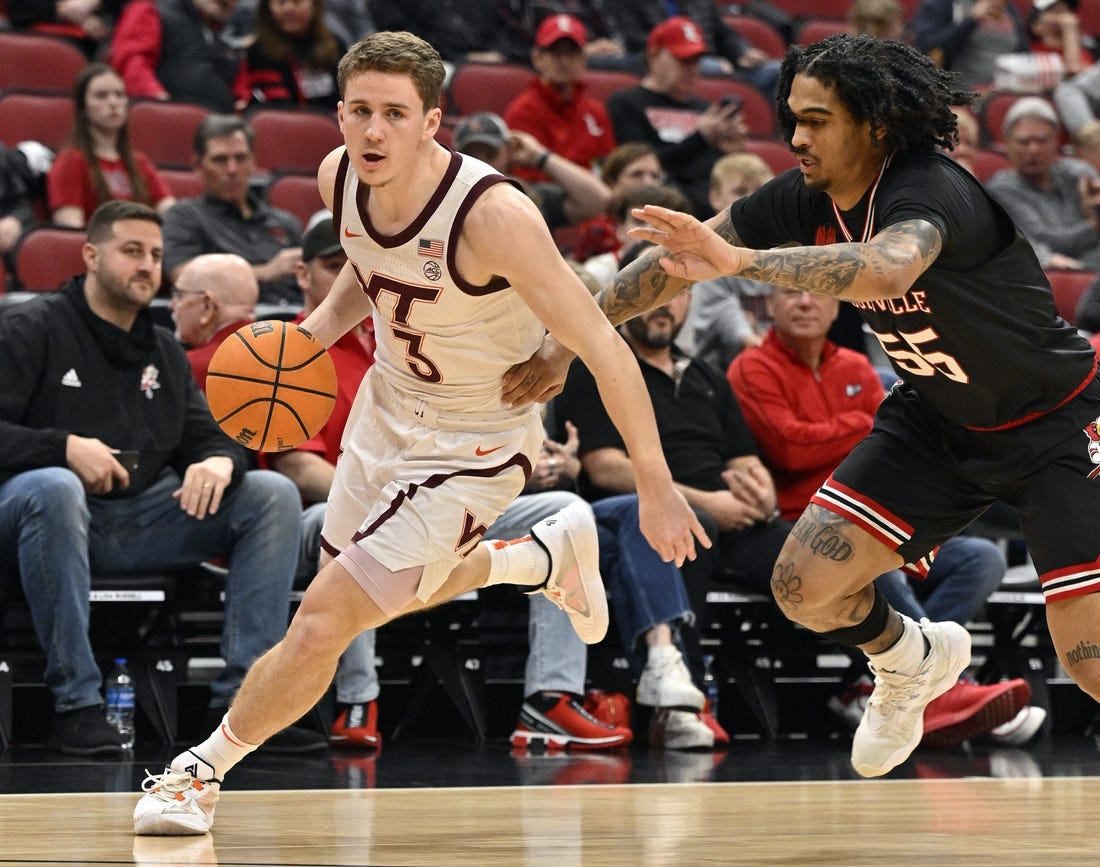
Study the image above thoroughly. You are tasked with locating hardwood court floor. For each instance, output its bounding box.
[2,736,1100,865]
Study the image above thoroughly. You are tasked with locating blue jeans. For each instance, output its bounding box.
[303,490,589,701]
[0,466,300,712]
[592,495,694,674]
[876,535,1006,625]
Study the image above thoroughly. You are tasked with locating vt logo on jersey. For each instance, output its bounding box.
[1083,417,1100,478]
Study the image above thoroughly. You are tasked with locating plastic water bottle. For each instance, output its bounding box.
[105,658,136,749]
[702,654,720,719]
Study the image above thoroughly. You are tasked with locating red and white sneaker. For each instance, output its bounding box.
[921,677,1031,747]
[329,701,381,750]
[529,501,608,645]
[511,693,632,750]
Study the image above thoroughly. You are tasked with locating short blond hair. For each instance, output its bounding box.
[709,152,773,192]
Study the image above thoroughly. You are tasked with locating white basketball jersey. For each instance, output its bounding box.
[332,149,546,419]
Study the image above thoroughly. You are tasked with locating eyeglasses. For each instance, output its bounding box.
[170,287,205,301]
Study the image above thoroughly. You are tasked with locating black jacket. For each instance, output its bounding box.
[0,278,250,494]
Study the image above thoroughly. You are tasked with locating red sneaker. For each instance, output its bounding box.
[583,689,632,730]
[512,693,632,750]
[329,701,381,750]
[699,699,730,746]
[921,678,1031,747]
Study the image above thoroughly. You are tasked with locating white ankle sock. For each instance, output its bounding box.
[867,614,928,677]
[484,536,550,588]
[173,712,258,780]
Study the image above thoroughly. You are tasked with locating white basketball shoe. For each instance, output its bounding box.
[133,751,220,836]
[529,501,609,644]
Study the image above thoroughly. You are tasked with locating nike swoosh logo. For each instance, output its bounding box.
[475,444,506,456]
[344,226,363,238]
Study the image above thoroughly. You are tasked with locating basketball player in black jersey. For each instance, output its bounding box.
[506,34,1100,778]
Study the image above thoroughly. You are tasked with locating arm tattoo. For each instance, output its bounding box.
[738,219,943,299]
[595,211,745,326]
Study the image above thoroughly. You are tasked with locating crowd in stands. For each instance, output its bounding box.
[2,0,1096,761]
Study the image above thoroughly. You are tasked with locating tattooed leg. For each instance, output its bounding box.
[771,504,904,649]
[1046,595,1100,702]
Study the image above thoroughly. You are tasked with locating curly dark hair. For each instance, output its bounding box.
[777,35,976,155]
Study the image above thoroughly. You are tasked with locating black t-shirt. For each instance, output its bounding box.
[552,349,758,502]
[730,150,1096,429]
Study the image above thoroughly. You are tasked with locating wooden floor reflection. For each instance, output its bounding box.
[2,775,1097,865]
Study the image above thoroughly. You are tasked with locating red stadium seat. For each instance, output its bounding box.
[447,63,536,119]
[964,148,1011,183]
[691,79,775,137]
[157,168,204,200]
[580,69,640,107]
[249,108,343,175]
[742,137,799,174]
[762,0,850,20]
[267,172,325,229]
[13,226,87,292]
[1046,269,1096,326]
[796,18,853,45]
[0,92,73,150]
[723,15,788,60]
[128,100,209,169]
[0,32,88,94]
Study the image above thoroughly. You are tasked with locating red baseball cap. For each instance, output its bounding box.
[535,14,588,48]
[647,16,708,61]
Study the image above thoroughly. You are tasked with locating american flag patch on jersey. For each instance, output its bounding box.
[418,238,443,257]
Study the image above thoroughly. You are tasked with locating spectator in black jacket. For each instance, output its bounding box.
[369,0,504,64]
[0,200,315,756]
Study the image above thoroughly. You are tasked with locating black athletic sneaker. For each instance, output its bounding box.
[47,705,128,755]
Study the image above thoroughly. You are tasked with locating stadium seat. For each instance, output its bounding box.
[965,148,1011,183]
[762,0,850,20]
[1045,269,1095,325]
[249,108,343,175]
[691,79,775,137]
[579,69,640,106]
[128,100,209,169]
[0,32,88,94]
[743,137,799,174]
[267,172,325,229]
[13,226,86,292]
[723,15,788,60]
[158,168,204,200]
[796,18,853,45]
[0,92,73,150]
[447,63,536,119]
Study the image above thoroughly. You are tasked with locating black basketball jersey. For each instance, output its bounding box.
[729,151,1097,430]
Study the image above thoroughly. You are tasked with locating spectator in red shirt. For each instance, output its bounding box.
[504,14,616,181]
[48,63,175,230]
[171,253,259,389]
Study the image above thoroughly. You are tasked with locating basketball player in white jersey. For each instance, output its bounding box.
[134,30,707,835]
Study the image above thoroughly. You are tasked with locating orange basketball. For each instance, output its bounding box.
[206,320,337,452]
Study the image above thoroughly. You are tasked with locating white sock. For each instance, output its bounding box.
[484,536,550,588]
[172,711,258,781]
[866,614,928,677]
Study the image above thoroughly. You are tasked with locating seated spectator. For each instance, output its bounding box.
[171,253,259,388]
[849,0,906,40]
[686,152,776,371]
[0,141,54,265]
[1070,118,1100,172]
[370,0,505,65]
[163,114,304,306]
[726,286,1043,746]
[571,142,663,264]
[612,2,780,104]
[494,0,631,70]
[0,200,313,755]
[1055,62,1100,140]
[987,97,1100,271]
[581,183,692,286]
[232,0,374,48]
[10,0,125,58]
[232,0,345,112]
[1027,0,1093,80]
[503,14,616,181]
[911,0,1028,91]
[49,63,176,230]
[109,0,242,113]
[453,112,612,228]
[606,16,747,218]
